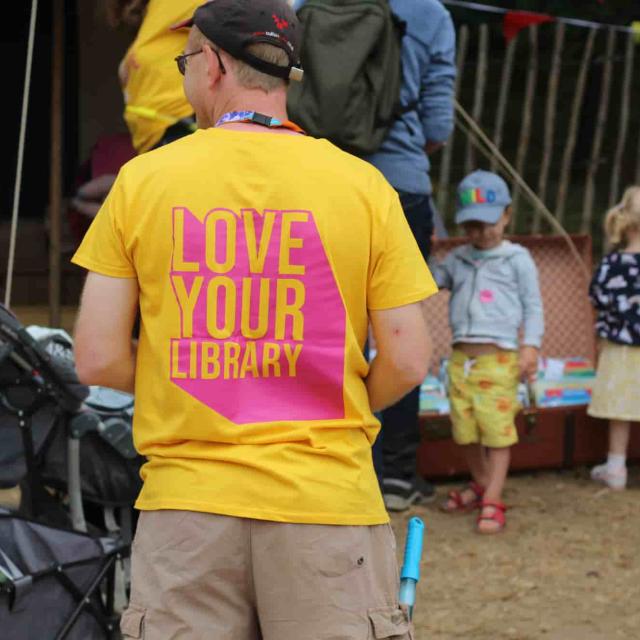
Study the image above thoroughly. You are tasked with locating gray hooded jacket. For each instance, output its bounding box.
[432,241,544,350]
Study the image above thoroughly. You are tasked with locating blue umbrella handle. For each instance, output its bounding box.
[398,517,425,620]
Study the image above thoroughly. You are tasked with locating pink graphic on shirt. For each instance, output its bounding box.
[479,289,495,303]
[169,207,346,424]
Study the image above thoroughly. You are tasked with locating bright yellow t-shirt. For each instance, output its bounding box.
[72,129,438,525]
[121,0,201,153]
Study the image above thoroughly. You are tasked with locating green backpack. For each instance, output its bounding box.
[287,0,412,156]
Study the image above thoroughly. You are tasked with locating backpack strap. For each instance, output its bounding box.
[375,10,418,131]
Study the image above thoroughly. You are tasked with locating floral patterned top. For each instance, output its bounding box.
[589,251,640,346]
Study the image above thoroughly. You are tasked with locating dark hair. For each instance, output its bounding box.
[105,0,149,28]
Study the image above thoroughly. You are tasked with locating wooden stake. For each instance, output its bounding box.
[610,32,634,206]
[491,36,517,173]
[555,28,597,226]
[582,28,615,234]
[437,25,469,218]
[49,0,64,327]
[533,22,565,233]
[511,25,539,230]
[465,24,488,175]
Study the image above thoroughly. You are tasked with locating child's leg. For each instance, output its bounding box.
[441,353,488,511]
[591,419,630,487]
[464,443,489,488]
[591,420,630,490]
[471,351,519,531]
[477,446,510,534]
[609,419,631,455]
[441,445,487,511]
[483,446,510,502]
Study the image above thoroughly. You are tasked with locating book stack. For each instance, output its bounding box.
[533,357,596,408]
[419,373,450,414]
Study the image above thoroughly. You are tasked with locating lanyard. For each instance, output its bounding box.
[214,110,305,134]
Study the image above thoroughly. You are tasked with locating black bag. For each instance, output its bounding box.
[287,0,413,155]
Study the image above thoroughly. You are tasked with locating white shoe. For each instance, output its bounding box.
[590,463,627,490]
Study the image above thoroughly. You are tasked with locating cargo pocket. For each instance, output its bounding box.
[120,605,145,639]
[368,606,412,639]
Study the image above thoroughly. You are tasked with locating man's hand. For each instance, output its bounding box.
[519,346,539,384]
[425,141,445,156]
[72,174,117,219]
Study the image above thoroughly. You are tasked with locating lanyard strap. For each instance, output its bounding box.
[215,110,305,134]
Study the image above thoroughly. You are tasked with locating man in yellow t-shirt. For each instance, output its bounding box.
[74,1,436,638]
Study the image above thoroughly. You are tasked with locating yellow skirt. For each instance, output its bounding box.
[588,341,640,421]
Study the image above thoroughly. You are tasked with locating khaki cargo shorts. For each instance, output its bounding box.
[120,510,413,640]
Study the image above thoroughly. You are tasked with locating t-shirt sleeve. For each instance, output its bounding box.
[367,188,438,310]
[71,170,136,278]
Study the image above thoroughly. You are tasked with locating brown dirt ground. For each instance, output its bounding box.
[390,467,640,640]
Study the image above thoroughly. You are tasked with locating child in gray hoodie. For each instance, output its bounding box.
[433,170,544,534]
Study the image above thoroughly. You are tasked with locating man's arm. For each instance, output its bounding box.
[366,302,432,413]
[72,174,117,219]
[419,12,456,149]
[74,272,139,393]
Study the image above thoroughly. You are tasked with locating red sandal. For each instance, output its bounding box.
[440,481,485,513]
[476,500,507,534]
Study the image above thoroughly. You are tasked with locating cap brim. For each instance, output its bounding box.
[455,204,505,225]
[170,17,194,31]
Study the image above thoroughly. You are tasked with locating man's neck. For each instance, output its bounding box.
[205,88,290,129]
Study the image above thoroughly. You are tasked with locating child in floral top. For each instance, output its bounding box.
[588,186,640,490]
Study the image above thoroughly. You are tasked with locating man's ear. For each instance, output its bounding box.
[502,205,513,224]
[203,44,223,88]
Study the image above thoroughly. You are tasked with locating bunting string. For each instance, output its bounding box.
[443,0,639,35]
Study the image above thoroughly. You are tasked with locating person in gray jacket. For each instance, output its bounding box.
[433,170,544,534]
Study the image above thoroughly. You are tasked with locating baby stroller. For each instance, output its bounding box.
[0,304,142,639]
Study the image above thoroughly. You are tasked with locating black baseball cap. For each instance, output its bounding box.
[172,0,302,81]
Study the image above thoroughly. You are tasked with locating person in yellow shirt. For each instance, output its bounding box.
[107,0,203,153]
[72,1,204,226]
[74,1,436,637]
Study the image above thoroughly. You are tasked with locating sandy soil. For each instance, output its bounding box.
[390,467,640,640]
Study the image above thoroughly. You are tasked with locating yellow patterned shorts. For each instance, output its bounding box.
[448,350,520,448]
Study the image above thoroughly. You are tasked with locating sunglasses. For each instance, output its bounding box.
[174,47,227,76]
